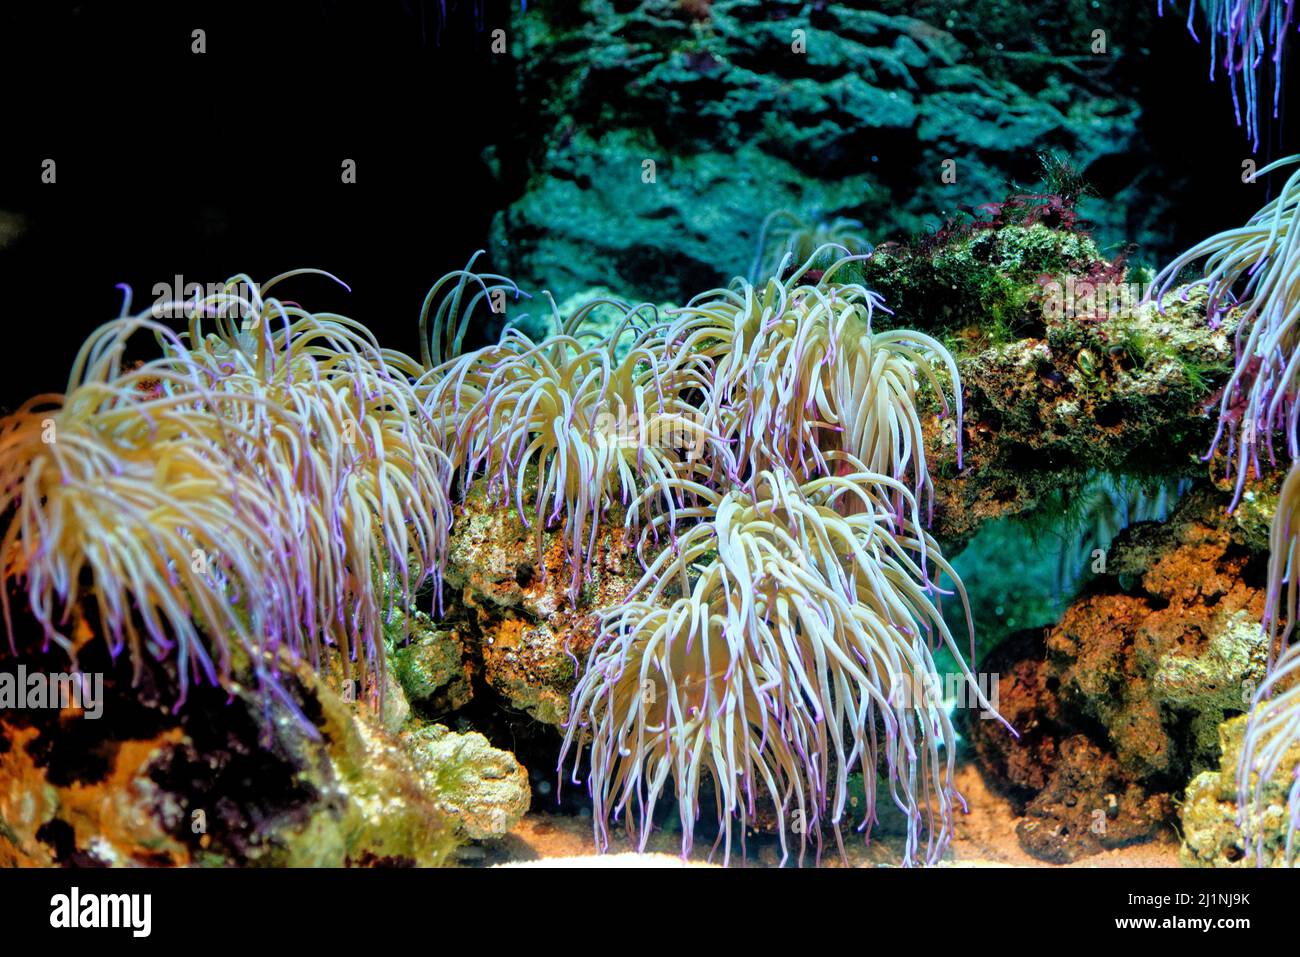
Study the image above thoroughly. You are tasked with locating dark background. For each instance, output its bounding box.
[0,1,522,410]
[0,0,1295,411]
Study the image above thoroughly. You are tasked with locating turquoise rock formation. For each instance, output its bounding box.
[491,0,1165,304]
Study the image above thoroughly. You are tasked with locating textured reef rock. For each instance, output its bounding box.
[1015,736,1175,864]
[390,609,475,716]
[896,228,1233,546]
[402,724,531,841]
[443,476,648,727]
[492,0,1165,307]
[968,487,1269,862]
[0,602,530,866]
[1181,714,1300,868]
[968,631,1175,863]
[1049,487,1268,776]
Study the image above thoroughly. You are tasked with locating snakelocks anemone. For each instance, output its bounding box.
[419,256,732,600]
[1241,459,1300,862]
[1,249,1003,866]
[0,273,451,715]
[560,464,1008,866]
[514,250,999,866]
[749,210,872,283]
[643,247,962,513]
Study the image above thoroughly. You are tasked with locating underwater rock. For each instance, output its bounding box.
[1014,735,1175,864]
[864,222,1105,336]
[1046,487,1267,778]
[391,611,475,715]
[492,0,1165,307]
[924,279,1233,547]
[0,644,463,867]
[0,209,25,250]
[0,722,189,867]
[444,475,647,727]
[1180,714,1300,868]
[968,631,1175,863]
[402,724,531,840]
[969,486,1269,862]
[322,652,413,735]
[968,630,1066,798]
[0,596,538,866]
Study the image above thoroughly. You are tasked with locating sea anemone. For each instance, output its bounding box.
[1153,155,1300,864]
[560,464,1005,866]
[0,317,297,706]
[648,249,963,511]
[0,273,451,714]
[420,257,731,599]
[749,211,872,283]
[540,249,994,864]
[1152,155,1300,509]
[1158,1,1297,150]
[181,273,455,683]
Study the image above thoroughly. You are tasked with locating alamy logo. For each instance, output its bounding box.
[49,887,151,937]
[151,276,257,320]
[0,666,103,719]
[1039,275,1155,321]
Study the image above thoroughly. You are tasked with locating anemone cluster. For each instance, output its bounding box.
[0,273,451,718]
[1155,154,1300,862]
[421,248,993,864]
[0,243,998,866]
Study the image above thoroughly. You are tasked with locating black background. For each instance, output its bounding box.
[0,862,1286,942]
[0,0,1296,412]
[0,1,521,410]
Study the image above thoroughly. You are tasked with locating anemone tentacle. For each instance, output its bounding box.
[1152,155,1300,510]
[1159,1,1297,150]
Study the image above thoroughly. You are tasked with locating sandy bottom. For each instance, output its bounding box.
[477,761,1183,868]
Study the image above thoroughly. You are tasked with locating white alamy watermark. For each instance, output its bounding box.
[150,276,258,320]
[637,670,1000,720]
[0,666,104,719]
[591,405,711,460]
[887,670,1001,719]
[50,888,151,937]
[1040,275,1155,321]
